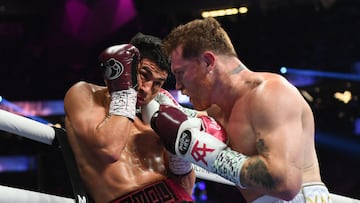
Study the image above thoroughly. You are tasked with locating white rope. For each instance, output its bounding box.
[193,165,360,203]
[0,185,75,203]
[330,193,360,203]
[0,109,55,145]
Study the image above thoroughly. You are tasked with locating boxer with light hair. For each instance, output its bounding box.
[146,17,332,203]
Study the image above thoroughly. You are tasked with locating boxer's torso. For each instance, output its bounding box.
[65,82,168,203]
[218,72,322,202]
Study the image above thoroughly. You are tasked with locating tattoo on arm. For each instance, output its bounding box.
[256,139,269,155]
[244,158,276,189]
[242,139,276,189]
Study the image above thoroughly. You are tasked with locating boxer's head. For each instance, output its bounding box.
[130,33,170,106]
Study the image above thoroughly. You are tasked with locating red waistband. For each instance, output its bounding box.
[110,179,193,203]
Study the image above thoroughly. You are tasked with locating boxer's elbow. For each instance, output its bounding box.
[96,142,126,163]
[92,130,127,163]
[276,184,301,201]
[273,173,302,201]
[278,188,301,201]
[98,147,122,163]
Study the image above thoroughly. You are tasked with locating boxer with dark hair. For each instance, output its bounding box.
[147,17,332,203]
[64,33,196,203]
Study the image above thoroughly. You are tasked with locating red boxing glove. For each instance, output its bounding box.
[151,105,188,154]
[99,44,140,120]
[150,105,227,155]
[99,44,140,92]
[151,105,248,188]
[197,115,228,144]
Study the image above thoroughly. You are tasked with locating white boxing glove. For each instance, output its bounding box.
[141,88,197,124]
[141,89,196,176]
[151,105,248,188]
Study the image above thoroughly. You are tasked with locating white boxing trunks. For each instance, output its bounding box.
[252,182,332,203]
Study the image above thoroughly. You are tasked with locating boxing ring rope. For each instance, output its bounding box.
[0,185,75,203]
[0,109,359,203]
[0,109,88,203]
[0,109,55,145]
[192,165,360,203]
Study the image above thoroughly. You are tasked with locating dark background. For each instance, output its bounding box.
[0,0,360,202]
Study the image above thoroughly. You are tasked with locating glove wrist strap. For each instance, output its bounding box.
[109,88,137,120]
[167,152,193,176]
[213,148,248,189]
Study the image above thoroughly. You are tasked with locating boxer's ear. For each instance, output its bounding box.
[202,51,215,72]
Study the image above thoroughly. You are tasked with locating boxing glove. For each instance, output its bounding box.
[139,89,196,175]
[151,105,248,188]
[141,88,197,124]
[99,44,140,120]
[99,44,140,91]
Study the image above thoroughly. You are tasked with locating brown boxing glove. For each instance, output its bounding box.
[99,44,140,120]
[99,44,140,92]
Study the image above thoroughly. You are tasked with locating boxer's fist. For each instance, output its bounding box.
[141,90,196,176]
[99,44,139,120]
[151,105,248,188]
[99,44,140,92]
[151,105,189,154]
[150,105,228,165]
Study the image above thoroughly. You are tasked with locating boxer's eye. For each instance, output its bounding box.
[153,81,163,87]
[139,68,151,81]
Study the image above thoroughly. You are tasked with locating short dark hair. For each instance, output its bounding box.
[130,32,170,74]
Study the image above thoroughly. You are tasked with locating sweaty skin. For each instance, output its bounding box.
[65,33,196,203]
[64,82,169,203]
[225,71,320,202]
[170,46,321,202]
[64,51,196,203]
